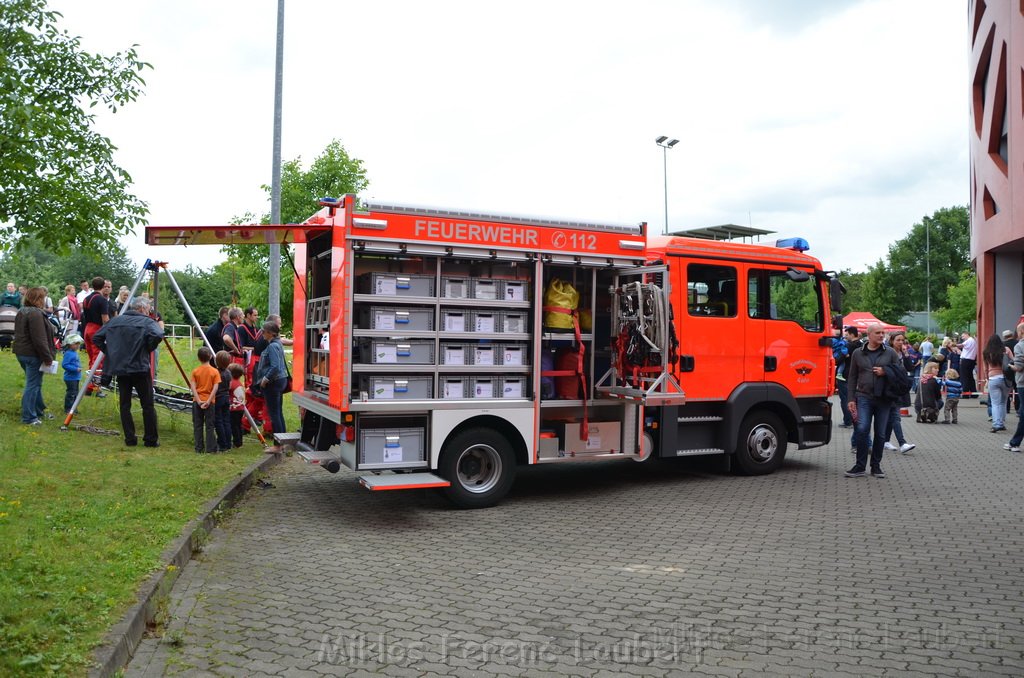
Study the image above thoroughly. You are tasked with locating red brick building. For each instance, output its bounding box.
[970,1,1024,340]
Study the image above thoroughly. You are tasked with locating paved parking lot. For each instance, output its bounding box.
[126,398,1024,677]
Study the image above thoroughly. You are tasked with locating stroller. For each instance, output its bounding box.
[48,311,66,352]
[0,305,16,350]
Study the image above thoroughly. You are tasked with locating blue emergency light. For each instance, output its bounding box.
[775,237,809,252]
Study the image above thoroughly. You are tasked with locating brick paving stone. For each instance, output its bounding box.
[123,398,1024,676]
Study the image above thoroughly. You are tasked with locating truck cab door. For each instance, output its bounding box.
[746,266,830,398]
[673,261,745,400]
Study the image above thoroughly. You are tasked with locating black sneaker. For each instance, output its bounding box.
[844,468,867,478]
[871,469,886,478]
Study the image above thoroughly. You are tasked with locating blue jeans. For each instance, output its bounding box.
[262,377,288,436]
[885,401,907,445]
[64,380,79,413]
[989,375,1009,429]
[1009,387,1024,446]
[854,394,891,472]
[837,378,853,426]
[17,354,45,423]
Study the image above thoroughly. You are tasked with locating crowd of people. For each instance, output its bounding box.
[5,277,292,453]
[835,323,1023,478]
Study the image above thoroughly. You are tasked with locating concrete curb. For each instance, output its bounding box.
[88,452,284,678]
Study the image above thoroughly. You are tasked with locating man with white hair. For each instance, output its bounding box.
[93,296,165,448]
[959,331,978,397]
[846,323,901,478]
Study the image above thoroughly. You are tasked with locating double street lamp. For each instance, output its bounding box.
[656,136,679,235]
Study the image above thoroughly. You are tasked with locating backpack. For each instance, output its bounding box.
[882,362,912,400]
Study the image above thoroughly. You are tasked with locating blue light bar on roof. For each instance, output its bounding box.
[775,237,809,252]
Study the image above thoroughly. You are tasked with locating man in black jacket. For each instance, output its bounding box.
[204,306,229,353]
[846,324,900,479]
[93,297,165,447]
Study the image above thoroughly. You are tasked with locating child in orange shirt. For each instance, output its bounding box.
[190,346,221,453]
[228,362,245,448]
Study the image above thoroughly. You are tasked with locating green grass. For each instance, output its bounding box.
[0,345,273,676]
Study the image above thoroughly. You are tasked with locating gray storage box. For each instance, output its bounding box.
[359,427,426,467]
[441,277,470,299]
[441,309,471,333]
[360,376,433,400]
[499,343,529,366]
[440,376,468,399]
[502,280,529,302]
[361,272,435,297]
[359,306,434,331]
[470,278,501,300]
[440,343,471,365]
[472,310,500,334]
[500,376,527,399]
[469,376,498,398]
[357,339,435,364]
[501,311,528,334]
[470,344,499,367]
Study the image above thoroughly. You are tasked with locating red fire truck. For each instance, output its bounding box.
[146,195,842,508]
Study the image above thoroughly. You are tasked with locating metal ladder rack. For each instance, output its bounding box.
[596,265,686,406]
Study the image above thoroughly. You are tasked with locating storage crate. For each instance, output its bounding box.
[499,343,529,366]
[441,277,470,299]
[565,421,621,454]
[360,272,435,297]
[360,376,433,400]
[441,309,470,333]
[359,427,426,467]
[470,278,501,300]
[470,344,498,367]
[359,306,434,331]
[440,343,471,365]
[469,376,498,398]
[472,310,500,333]
[440,376,468,399]
[502,280,529,302]
[501,311,528,334]
[499,376,527,399]
[357,339,435,364]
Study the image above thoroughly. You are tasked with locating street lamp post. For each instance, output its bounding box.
[926,220,931,336]
[656,136,679,235]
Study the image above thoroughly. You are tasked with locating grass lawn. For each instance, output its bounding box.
[0,341,286,676]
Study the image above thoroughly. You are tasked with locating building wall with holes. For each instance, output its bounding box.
[970,1,1024,341]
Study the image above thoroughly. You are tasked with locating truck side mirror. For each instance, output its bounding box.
[829,277,844,315]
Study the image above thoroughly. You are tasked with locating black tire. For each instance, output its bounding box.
[733,411,787,475]
[438,428,517,509]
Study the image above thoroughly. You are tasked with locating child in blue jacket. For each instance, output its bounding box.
[62,333,83,413]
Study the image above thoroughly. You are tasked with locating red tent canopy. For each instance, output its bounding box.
[842,312,906,333]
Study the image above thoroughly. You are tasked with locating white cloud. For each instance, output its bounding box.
[48,0,968,278]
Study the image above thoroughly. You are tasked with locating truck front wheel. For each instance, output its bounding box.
[438,429,517,509]
[733,411,787,475]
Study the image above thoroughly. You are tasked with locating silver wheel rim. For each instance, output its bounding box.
[456,444,502,494]
[746,424,778,463]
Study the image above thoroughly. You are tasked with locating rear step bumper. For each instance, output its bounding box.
[358,473,451,491]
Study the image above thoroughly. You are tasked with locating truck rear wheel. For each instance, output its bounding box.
[438,429,517,509]
[733,411,786,475]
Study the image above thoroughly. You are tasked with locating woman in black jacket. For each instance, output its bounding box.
[13,286,55,425]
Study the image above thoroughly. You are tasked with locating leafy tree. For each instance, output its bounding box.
[222,139,369,325]
[835,269,867,316]
[0,237,137,296]
[855,260,904,323]
[869,206,970,319]
[0,0,150,254]
[934,270,977,335]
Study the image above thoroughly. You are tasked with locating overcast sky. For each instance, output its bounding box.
[50,0,968,274]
